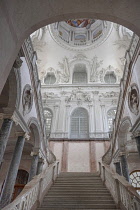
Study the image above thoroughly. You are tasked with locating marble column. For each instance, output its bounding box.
[0,118,13,165]
[135,136,140,156]
[37,158,44,175]
[120,155,129,182]
[114,162,122,176]
[0,136,25,208]
[28,153,39,182]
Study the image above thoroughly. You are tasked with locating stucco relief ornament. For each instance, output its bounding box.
[13,56,23,69]
[128,84,139,115]
[22,84,33,116]
[65,88,92,104]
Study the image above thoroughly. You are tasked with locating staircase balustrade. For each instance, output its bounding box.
[99,161,140,210]
[2,161,59,210]
[102,34,140,165]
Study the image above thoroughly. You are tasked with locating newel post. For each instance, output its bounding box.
[99,162,101,176]
[102,165,106,183]
[37,177,43,207]
[57,162,59,176]
[52,165,55,183]
[115,179,121,208]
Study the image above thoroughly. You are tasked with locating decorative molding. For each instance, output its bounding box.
[12,109,30,133]
[99,65,122,83]
[100,91,119,98]
[65,88,92,105]
[13,55,23,69]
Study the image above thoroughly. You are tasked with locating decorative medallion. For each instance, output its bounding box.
[128,84,139,115]
[22,84,33,115]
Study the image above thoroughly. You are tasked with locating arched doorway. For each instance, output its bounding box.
[70,107,89,139]
[12,170,29,200]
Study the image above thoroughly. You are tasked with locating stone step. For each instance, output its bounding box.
[37,172,118,210]
[45,195,113,200]
[37,204,117,209]
[38,208,119,210]
[59,173,99,176]
[42,200,115,204]
[47,188,108,192]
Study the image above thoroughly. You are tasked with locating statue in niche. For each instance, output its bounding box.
[57,57,70,83]
[22,85,33,115]
[128,84,139,115]
[90,56,103,82]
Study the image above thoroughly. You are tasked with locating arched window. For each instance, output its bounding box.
[130,171,140,195]
[44,73,56,85]
[71,108,89,139]
[107,109,116,131]
[44,109,53,137]
[104,72,116,84]
[73,64,87,84]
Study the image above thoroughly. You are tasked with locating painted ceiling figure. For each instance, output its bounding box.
[66,19,95,29]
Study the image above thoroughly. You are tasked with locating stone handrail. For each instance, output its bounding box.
[2,161,59,210]
[102,34,140,165]
[99,161,140,210]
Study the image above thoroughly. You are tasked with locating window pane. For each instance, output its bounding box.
[71,108,89,139]
[104,72,116,84]
[44,74,56,84]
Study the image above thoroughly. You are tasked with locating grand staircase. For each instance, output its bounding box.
[37,172,120,210]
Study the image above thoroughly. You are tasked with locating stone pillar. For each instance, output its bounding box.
[0,118,13,165]
[88,105,94,136]
[90,141,97,172]
[52,105,59,136]
[101,104,108,134]
[65,105,70,137]
[120,155,129,182]
[37,158,44,175]
[114,162,122,176]
[61,141,68,172]
[28,152,39,182]
[0,135,25,208]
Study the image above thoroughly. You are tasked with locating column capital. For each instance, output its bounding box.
[132,130,140,138]
[0,112,13,120]
[38,157,44,163]
[54,105,59,109]
[88,104,93,108]
[119,152,126,156]
[30,148,40,156]
[15,132,30,140]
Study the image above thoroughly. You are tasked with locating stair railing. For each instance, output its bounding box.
[2,161,59,210]
[99,161,140,210]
